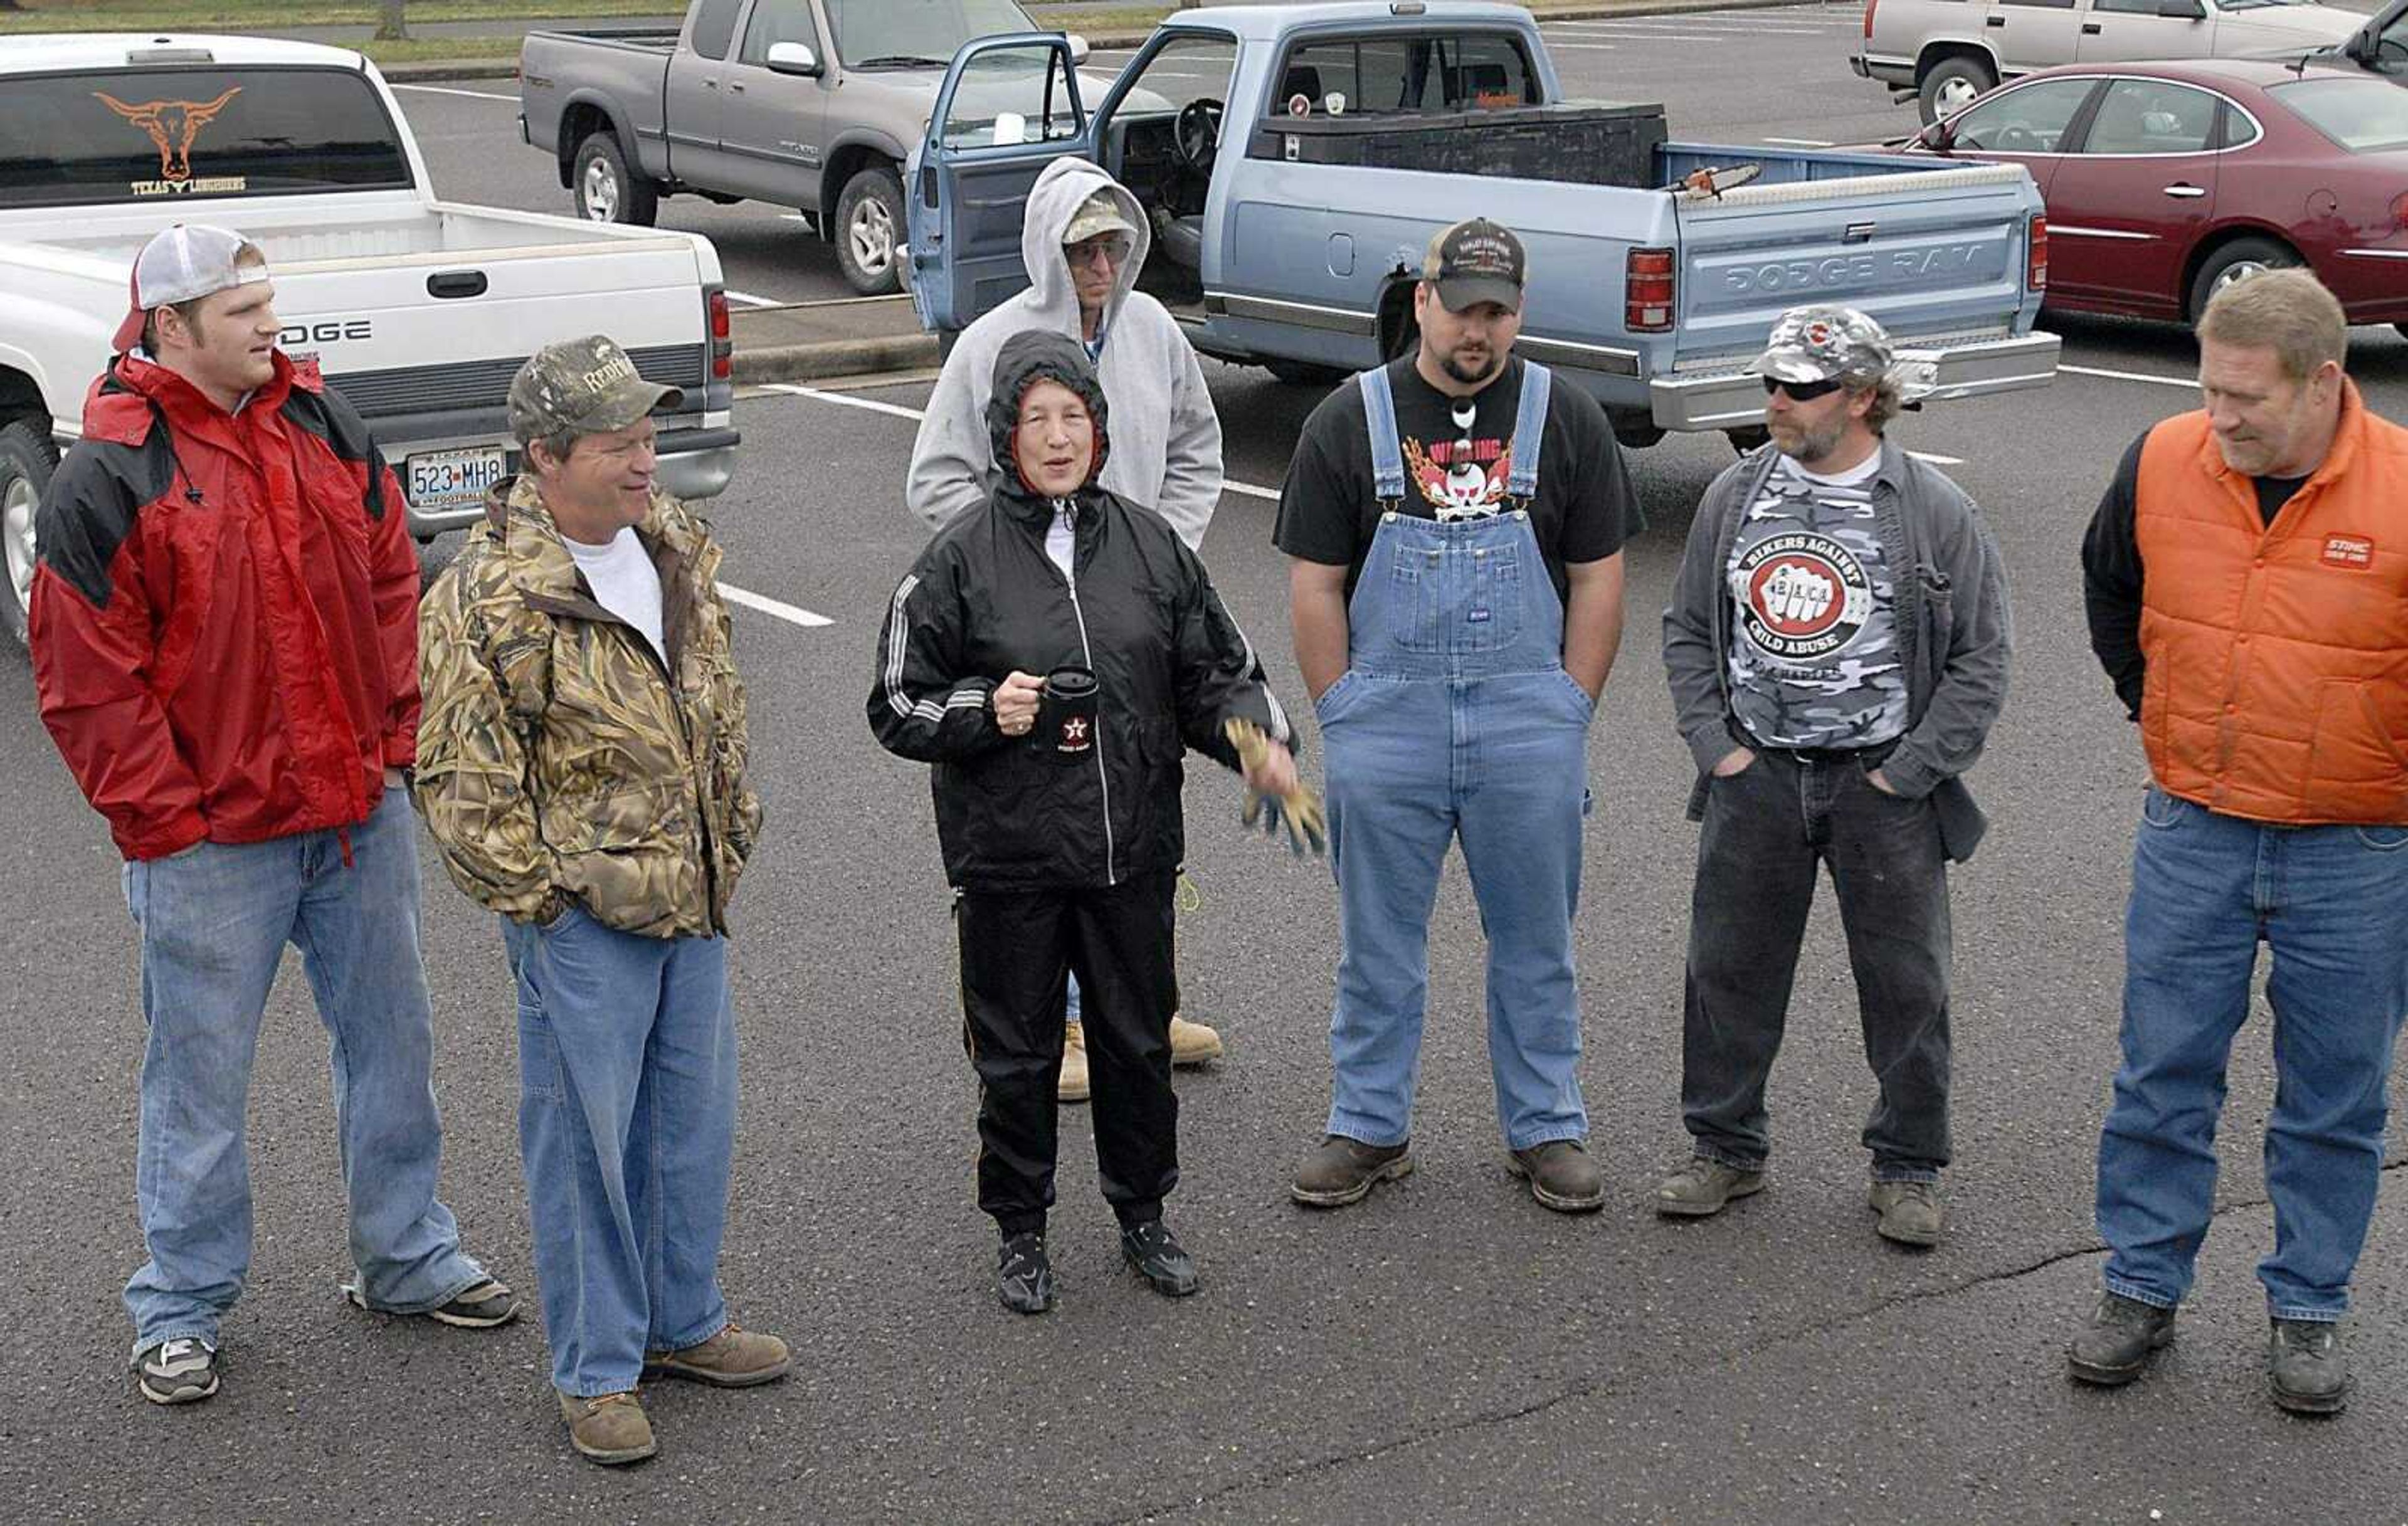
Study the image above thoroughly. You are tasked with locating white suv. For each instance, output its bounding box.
[1854,0,2368,120]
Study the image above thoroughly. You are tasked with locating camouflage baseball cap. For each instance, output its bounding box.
[1062,190,1138,247]
[1748,305,1893,387]
[507,335,682,446]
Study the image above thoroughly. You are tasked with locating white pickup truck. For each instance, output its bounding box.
[0,33,743,646]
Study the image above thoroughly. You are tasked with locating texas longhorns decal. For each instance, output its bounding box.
[92,87,243,184]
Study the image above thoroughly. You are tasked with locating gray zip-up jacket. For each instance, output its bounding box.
[1662,439,2010,862]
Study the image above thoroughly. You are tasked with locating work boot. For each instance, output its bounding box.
[643,1322,792,1387]
[559,1391,656,1465]
[1120,1219,1201,1297]
[1507,1140,1607,1213]
[2269,1318,2349,1415]
[998,1231,1055,1315]
[1869,1179,1946,1247]
[1169,1013,1225,1066]
[2066,1292,2178,1386]
[1059,1019,1090,1103]
[1291,1134,1413,1208]
[1653,1157,1765,1218]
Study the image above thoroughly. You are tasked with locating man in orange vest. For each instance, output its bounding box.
[2074,270,2408,1416]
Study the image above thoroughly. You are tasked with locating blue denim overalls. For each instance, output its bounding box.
[1314,362,1595,1150]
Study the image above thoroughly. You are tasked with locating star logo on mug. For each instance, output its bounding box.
[1064,717,1090,745]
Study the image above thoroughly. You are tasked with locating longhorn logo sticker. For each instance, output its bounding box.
[93,87,245,192]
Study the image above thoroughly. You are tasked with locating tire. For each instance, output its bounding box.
[834,166,906,297]
[572,132,658,227]
[1917,55,1995,125]
[0,418,58,650]
[1263,358,1348,387]
[2187,236,2300,325]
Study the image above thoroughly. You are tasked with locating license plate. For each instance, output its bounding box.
[405,445,509,510]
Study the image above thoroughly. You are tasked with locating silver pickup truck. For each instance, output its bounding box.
[520,0,1122,293]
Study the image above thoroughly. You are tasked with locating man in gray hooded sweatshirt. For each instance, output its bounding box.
[907,157,1230,1095]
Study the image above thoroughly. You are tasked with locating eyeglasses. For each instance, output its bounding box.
[1762,375,1844,403]
[1065,234,1132,269]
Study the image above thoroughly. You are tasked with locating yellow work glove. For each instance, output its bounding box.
[1223,718,1326,857]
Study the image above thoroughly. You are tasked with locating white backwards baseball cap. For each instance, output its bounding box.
[114,224,270,354]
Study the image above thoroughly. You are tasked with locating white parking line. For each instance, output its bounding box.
[1543,41,1620,49]
[723,290,781,307]
[391,83,517,102]
[717,581,834,628]
[2063,363,2196,390]
[1908,451,1966,466]
[1762,137,1835,147]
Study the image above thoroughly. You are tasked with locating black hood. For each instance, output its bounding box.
[985,330,1111,508]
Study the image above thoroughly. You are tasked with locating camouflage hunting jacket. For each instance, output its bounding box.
[413,475,760,937]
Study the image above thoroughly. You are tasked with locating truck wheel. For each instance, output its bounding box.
[835,166,906,296]
[1917,56,1995,125]
[1263,359,1347,387]
[2187,236,2299,325]
[0,418,59,650]
[573,133,658,227]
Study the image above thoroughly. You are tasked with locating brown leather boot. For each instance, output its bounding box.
[643,1322,793,1387]
[560,1390,655,1465]
[1059,1019,1090,1103]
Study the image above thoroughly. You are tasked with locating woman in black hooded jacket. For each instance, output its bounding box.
[870,330,1297,1313]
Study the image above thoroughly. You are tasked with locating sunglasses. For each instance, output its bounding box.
[1762,375,1844,403]
[1065,234,1133,269]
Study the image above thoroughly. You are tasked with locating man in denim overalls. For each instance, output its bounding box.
[1275,219,1645,1213]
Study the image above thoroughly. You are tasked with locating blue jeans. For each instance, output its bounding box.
[504,905,737,1397]
[120,786,483,1359]
[1318,510,1593,1151]
[2098,786,2408,1322]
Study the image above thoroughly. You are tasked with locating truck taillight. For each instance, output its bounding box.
[705,285,732,381]
[1625,246,1675,333]
[2025,215,2047,292]
[1864,0,1878,39]
[2392,192,2408,231]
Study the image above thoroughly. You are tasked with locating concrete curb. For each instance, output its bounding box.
[732,332,939,383]
[378,0,1840,78]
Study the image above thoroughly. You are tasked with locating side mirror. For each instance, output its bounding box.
[764,41,823,76]
[1065,32,1091,65]
[1917,119,1955,152]
[2157,0,2205,19]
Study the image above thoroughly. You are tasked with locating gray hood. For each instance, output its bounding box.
[1020,157,1151,334]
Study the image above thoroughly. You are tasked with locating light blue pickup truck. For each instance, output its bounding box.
[905,0,2061,448]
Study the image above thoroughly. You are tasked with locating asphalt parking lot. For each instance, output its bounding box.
[6,6,2408,1523]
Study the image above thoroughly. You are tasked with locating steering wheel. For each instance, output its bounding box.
[1991,123,2042,153]
[1173,98,1224,174]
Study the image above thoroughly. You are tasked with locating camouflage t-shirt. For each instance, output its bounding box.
[1725,453,1908,751]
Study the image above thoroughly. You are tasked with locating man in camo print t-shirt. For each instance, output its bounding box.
[1656,305,2012,1250]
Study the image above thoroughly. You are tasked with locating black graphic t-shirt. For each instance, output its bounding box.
[1274,355,1645,604]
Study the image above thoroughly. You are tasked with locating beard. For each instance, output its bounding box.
[1773,410,1849,465]
[1440,347,1501,387]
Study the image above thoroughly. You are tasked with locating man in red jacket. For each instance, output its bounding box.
[29,224,513,1408]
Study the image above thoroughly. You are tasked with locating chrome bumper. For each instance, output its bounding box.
[1649,332,2062,432]
[401,426,744,539]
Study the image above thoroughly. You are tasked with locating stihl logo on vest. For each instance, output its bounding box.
[2322,535,2374,569]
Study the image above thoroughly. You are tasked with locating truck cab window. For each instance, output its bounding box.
[1270,33,1534,118]
[739,0,821,64]
[689,0,746,61]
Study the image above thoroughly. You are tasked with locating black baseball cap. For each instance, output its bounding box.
[1422,218,1526,313]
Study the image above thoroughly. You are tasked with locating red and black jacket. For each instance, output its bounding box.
[30,351,420,861]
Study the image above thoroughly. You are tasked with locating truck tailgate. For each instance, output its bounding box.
[1671,159,2040,364]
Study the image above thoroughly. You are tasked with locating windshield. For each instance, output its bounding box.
[2271,76,2408,152]
[0,66,413,209]
[826,0,1037,68]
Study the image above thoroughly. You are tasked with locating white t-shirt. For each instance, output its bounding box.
[564,527,667,667]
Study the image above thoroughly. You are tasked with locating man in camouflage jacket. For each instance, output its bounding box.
[1656,305,2010,1248]
[413,335,783,1466]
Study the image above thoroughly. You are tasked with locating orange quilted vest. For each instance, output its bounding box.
[2136,381,2408,826]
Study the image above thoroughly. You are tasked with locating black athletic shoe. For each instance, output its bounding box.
[1119,1219,1201,1298]
[998,1232,1056,1315]
[135,1337,219,1406]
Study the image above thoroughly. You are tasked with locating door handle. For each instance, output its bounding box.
[2081,21,2101,33]
[2162,184,2207,199]
[702,77,718,90]
[1985,13,2004,24]
[729,80,746,93]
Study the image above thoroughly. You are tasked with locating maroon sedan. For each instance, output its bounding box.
[1898,58,2408,334]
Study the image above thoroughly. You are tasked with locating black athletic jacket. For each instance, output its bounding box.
[869,332,1289,890]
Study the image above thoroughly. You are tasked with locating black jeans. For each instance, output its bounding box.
[1681,747,1953,1180]
[956,869,1180,1235]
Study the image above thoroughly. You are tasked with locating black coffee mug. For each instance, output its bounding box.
[1037,666,1099,761]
